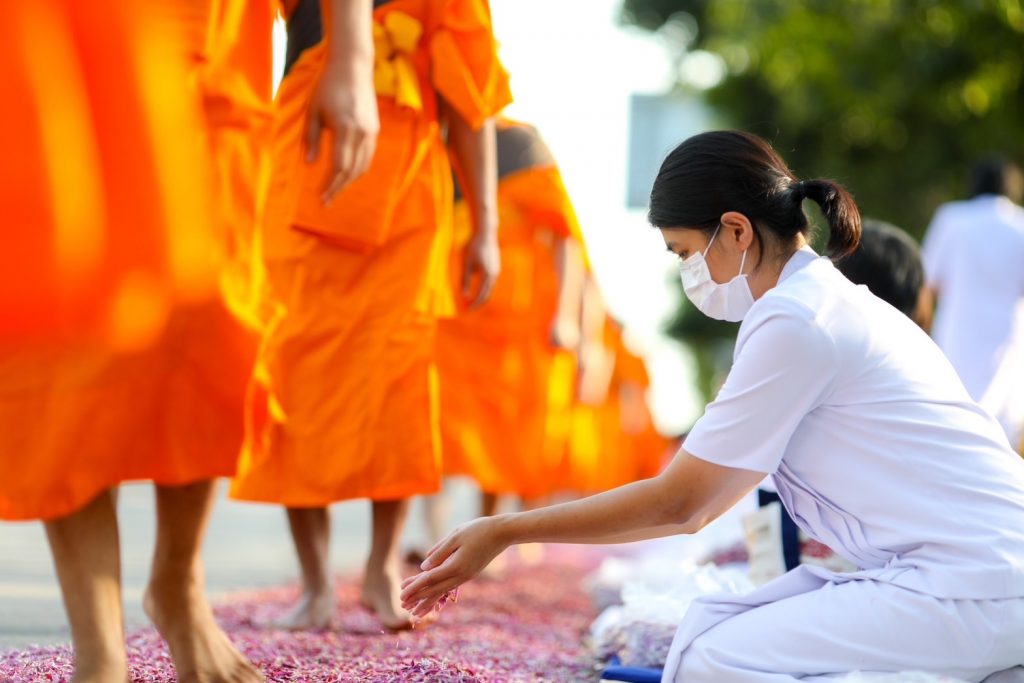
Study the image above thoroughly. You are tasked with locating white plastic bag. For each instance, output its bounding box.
[588,559,754,669]
[584,557,634,611]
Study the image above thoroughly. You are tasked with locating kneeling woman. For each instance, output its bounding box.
[401,130,1024,682]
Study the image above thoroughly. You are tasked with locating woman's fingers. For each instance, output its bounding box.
[399,566,444,603]
[400,556,462,606]
[401,565,454,605]
[422,532,461,570]
[423,534,448,562]
[404,572,463,615]
[409,577,463,618]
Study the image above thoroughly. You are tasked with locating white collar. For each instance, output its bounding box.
[778,245,820,283]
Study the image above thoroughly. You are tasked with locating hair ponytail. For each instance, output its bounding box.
[649,131,864,263]
[800,179,861,259]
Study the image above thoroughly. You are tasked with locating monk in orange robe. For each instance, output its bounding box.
[566,319,670,494]
[0,1,377,680]
[436,119,586,515]
[615,341,672,481]
[230,0,511,630]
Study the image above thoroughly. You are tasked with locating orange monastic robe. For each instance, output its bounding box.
[613,341,672,481]
[202,0,276,330]
[231,0,511,506]
[565,323,668,493]
[437,121,584,497]
[0,1,271,521]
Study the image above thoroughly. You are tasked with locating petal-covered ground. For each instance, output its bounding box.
[0,548,604,682]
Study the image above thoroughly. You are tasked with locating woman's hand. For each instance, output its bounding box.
[400,453,765,619]
[305,59,380,203]
[400,515,509,618]
[462,230,501,309]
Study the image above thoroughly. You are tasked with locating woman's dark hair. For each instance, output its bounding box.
[648,130,862,259]
[970,157,1023,203]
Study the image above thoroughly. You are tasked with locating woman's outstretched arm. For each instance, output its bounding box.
[400,449,764,617]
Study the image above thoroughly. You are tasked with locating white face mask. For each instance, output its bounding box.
[678,224,755,322]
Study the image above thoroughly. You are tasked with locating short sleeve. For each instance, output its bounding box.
[430,0,513,129]
[684,305,838,474]
[921,207,951,290]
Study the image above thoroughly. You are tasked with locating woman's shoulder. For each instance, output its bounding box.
[740,259,862,352]
[739,287,834,359]
[748,259,839,324]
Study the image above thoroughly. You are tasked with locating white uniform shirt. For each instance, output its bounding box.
[922,195,1024,402]
[685,247,1024,600]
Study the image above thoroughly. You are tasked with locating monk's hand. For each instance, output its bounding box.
[576,341,613,405]
[462,230,500,309]
[305,56,380,204]
[550,314,581,351]
[400,516,508,618]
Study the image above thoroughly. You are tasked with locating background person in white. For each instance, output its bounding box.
[401,131,1024,682]
[922,159,1024,450]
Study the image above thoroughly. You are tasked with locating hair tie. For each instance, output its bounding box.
[792,180,807,200]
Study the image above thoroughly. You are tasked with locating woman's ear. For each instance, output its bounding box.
[720,211,754,252]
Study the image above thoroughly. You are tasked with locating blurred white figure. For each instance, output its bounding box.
[922,158,1024,448]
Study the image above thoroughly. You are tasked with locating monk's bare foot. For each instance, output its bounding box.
[144,577,263,683]
[270,587,334,631]
[360,564,413,631]
[70,662,130,683]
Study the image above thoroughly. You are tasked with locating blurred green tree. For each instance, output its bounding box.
[625,0,1024,405]
[623,0,1024,237]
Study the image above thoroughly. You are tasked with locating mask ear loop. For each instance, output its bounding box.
[703,224,722,257]
[738,247,748,277]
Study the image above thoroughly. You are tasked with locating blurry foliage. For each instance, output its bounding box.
[625,0,1024,407]
[622,0,1024,237]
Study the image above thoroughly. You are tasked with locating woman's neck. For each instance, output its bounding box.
[749,234,808,300]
